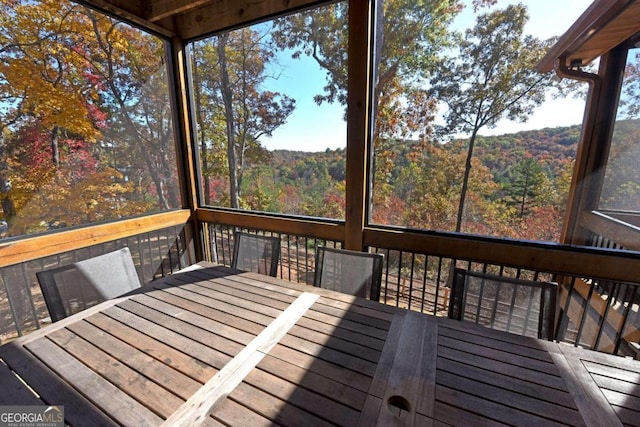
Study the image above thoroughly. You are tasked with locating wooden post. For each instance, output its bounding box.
[345,0,373,251]
[170,36,205,261]
[560,47,628,246]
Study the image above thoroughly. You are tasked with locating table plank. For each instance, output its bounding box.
[1,344,119,426]
[101,305,234,371]
[45,327,185,419]
[227,381,335,426]
[163,292,318,427]
[436,385,572,427]
[66,319,202,400]
[85,311,218,382]
[438,343,567,389]
[363,311,437,425]
[24,337,161,426]
[267,341,373,392]
[555,345,624,427]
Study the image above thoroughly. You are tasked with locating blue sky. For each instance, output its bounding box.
[262,0,594,152]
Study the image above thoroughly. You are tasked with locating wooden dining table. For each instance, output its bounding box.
[1,262,639,426]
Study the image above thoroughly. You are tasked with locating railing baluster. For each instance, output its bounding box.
[613,285,637,355]
[575,278,598,348]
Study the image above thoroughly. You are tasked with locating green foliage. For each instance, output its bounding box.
[192,27,295,208]
[429,4,571,232]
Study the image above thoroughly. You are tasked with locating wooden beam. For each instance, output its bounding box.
[77,0,175,37]
[363,226,640,284]
[0,210,191,268]
[537,0,636,72]
[345,0,372,251]
[147,0,215,22]
[159,0,328,40]
[169,37,204,260]
[197,209,345,242]
[563,47,627,246]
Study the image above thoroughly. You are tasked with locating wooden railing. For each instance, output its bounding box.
[0,210,197,343]
[580,210,640,251]
[1,207,638,358]
[199,210,640,358]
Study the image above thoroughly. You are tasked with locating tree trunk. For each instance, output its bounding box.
[217,34,240,209]
[455,129,479,232]
[51,126,60,167]
[0,136,16,228]
[192,50,210,205]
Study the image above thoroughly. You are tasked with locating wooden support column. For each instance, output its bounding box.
[170,36,204,261]
[345,0,373,251]
[561,46,628,246]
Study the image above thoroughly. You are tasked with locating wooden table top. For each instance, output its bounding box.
[1,263,639,426]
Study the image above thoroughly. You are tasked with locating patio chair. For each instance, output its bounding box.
[231,231,281,277]
[36,247,142,322]
[448,268,557,340]
[313,246,384,302]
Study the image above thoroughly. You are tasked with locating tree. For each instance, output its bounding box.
[505,156,546,217]
[0,0,103,229]
[77,9,180,210]
[0,0,181,235]
[271,0,499,222]
[430,4,561,232]
[400,139,498,231]
[192,27,295,209]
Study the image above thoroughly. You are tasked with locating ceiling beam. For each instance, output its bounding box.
[78,0,175,37]
[158,0,330,40]
[146,0,218,22]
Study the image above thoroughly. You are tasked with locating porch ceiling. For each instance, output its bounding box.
[538,0,640,72]
[79,0,327,40]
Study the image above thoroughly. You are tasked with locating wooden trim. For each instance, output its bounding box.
[537,0,635,72]
[345,0,373,251]
[0,210,192,268]
[196,209,345,242]
[147,0,211,22]
[363,226,640,283]
[580,211,640,251]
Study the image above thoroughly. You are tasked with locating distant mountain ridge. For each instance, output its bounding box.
[265,124,584,180]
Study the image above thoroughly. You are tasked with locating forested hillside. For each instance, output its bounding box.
[229,124,586,240]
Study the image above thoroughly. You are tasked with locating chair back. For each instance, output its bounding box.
[448,268,557,340]
[314,246,384,301]
[36,247,141,322]
[231,232,281,277]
